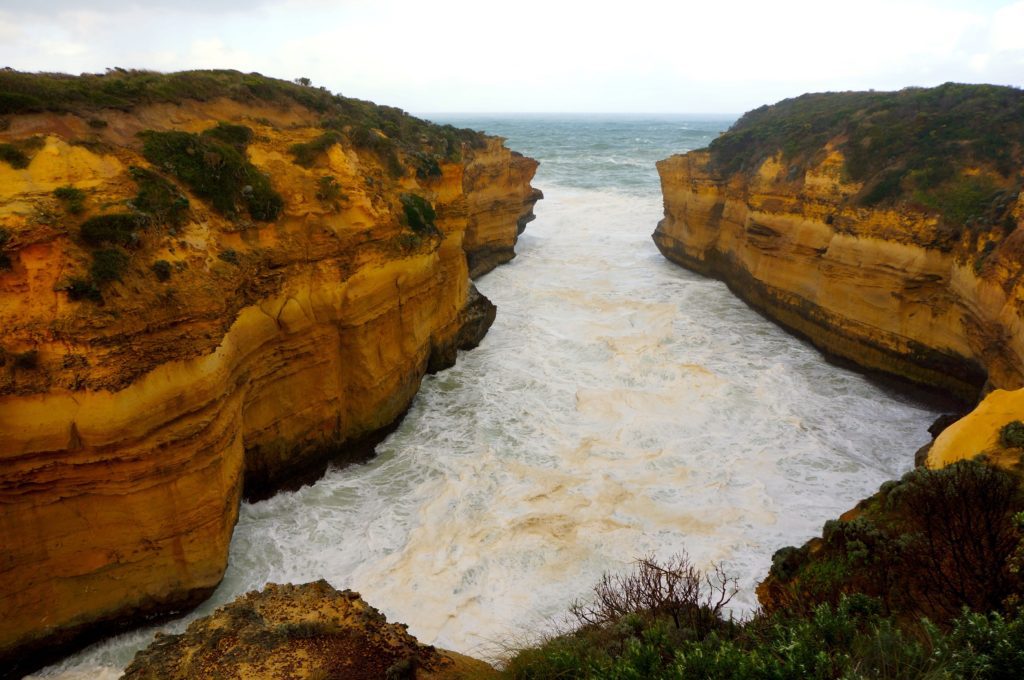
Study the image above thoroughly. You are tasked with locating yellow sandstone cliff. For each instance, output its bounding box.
[0,78,538,675]
[654,149,1024,403]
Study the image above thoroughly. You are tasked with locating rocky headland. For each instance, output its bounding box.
[653,83,1024,621]
[0,69,539,677]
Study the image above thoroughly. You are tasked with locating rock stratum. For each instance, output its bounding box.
[0,69,539,676]
[655,84,1024,618]
[654,83,1024,403]
[121,581,497,680]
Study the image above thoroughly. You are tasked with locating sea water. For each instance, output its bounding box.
[35,115,943,677]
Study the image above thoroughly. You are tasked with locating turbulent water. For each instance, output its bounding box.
[37,115,944,677]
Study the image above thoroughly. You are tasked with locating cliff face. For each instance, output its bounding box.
[0,74,538,675]
[121,581,497,679]
[654,149,1024,402]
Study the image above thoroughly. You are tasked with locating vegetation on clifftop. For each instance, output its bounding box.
[0,68,487,168]
[706,83,1024,227]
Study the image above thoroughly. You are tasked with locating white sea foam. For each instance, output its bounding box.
[33,183,941,677]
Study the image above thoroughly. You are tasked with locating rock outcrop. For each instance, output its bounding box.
[665,86,1024,618]
[0,70,538,676]
[654,85,1024,403]
[122,581,497,680]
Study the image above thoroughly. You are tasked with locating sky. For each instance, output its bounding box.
[0,0,1021,114]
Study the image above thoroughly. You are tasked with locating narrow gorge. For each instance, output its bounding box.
[3,76,1023,680]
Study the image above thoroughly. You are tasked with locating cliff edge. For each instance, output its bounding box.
[654,83,1024,402]
[0,69,539,677]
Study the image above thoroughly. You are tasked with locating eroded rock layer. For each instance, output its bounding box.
[655,149,1024,402]
[122,581,497,679]
[0,73,538,675]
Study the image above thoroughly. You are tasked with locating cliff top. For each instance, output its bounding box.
[705,83,1024,224]
[0,68,486,163]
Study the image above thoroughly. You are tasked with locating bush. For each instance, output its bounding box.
[289,131,343,168]
[569,553,737,637]
[1000,421,1024,449]
[399,193,438,236]
[79,213,146,247]
[54,185,86,214]
[130,167,188,226]
[13,350,38,370]
[201,121,254,149]
[89,248,130,284]
[151,259,172,282]
[767,459,1024,623]
[140,128,282,221]
[65,277,102,302]
[315,176,344,204]
[0,143,29,169]
[217,249,239,265]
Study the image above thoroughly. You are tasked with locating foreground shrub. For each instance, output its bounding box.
[765,458,1024,622]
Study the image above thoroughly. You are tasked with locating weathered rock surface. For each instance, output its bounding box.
[0,77,538,675]
[121,581,498,680]
[653,149,1023,402]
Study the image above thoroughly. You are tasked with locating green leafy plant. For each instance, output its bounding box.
[151,259,172,282]
[53,185,86,214]
[129,167,189,226]
[289,131,343,168]
[89,248,130,284]
[64,277,102,302]
[0,143,29,169]
[1000,421,1024,449]
[399,193,438,236]
[140,128,282,221]
[79,213,147,247]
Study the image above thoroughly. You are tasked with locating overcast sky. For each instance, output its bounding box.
[1,0,1021,114]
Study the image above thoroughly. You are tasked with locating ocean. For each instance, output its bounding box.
[33,115,942,677]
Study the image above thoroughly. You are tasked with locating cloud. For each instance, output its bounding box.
[0,0,1020,112]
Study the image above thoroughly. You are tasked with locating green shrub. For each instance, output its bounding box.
[54,185,86,214]
[315,176,344,204]
[151,259,172,282]
[129,167,188,226]
[1000,421,1024,448]
[13,350,38,370]
[201,121,254,149]
[399,193,438,235]
[0,143,29,169]
[217,249,239,265]
[89,248,130,283]
[79,213,146,247]
[289,131,343,168]
[0,227,11,270]
[140,128,282,221]
[65,277,102,302]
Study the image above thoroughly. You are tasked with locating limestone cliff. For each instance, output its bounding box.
[0,70,539,676]
[121,581,497,680]
[654,84,1024,403]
